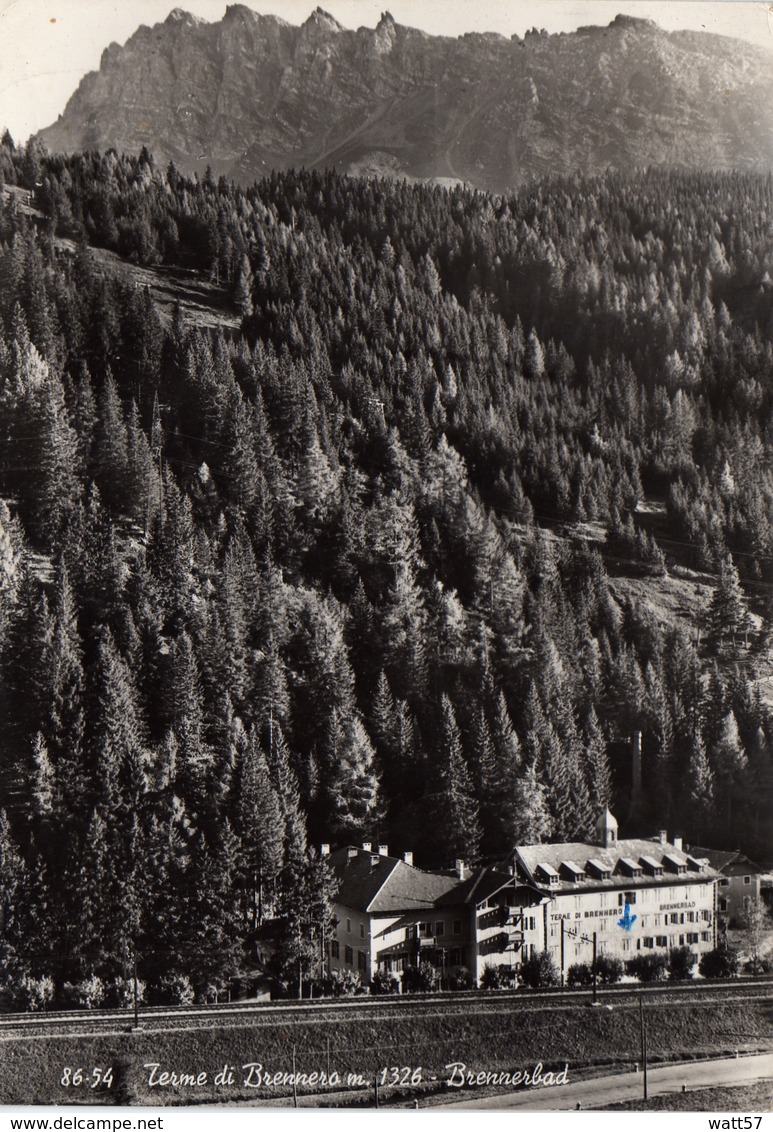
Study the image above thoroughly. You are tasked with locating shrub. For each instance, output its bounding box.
[668,945,696,981]
[11,974,55,1012]
[480,963,510,990]
[593,955,624,985]
[371,969,399,995]
[325,969,361,997]
[519,950,560,988]
[699,944,739,979]
[402,961,436,993]
[567,963,593,987]
[447,967,476,990]
[62,974,106,1009]
[150,973,195,1005]
[104,976,146,1008]
[626,952,668,982]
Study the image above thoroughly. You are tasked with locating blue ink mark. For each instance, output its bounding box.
[617,902,637,931]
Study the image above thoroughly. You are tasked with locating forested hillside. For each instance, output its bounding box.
[0,134,771,999]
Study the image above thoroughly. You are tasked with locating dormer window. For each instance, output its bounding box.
[587,858,612,880]
[561,861,587,882]
[640,855,664,877]
[619,857,643,878]
[537,863,560,886]
[663,853,688,876]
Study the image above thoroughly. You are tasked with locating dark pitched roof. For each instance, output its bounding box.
[436,866,544,908]
[513,837,719,894]
[688,847,765,875]
[327,847,459,913]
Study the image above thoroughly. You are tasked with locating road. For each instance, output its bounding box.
[439,1053,773,1110]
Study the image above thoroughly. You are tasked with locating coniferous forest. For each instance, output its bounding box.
[0,133,772,1002]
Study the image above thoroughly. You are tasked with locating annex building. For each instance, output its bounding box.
[324,844,545,987]
[686,846,766,926]
[323,811,721,988]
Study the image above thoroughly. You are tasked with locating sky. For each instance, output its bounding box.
[1,0,772,143]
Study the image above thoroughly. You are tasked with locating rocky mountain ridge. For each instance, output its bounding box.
[39,7,773,191]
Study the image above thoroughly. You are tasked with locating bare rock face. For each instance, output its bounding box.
[38,8,773,191]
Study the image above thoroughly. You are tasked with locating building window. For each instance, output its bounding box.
[687,933,699,944]
[453,919,462,935]
[528,916,536,931]
[656,936,667,947]
[701,932,711,942]
[418,921,431,938]
[331,940,340,959]
[654,915,662,927]
[436,922,445,937]
[346,918,351,934]
[643,937,654,948]
[622,938,631,952]
[449,947,466,966]
[344,945,353,965]
[719,899,728,913]
[744,876,751,885]
[719,879,729,887]
[619,891,637,906]
[360,923,365,938]
[357,950,367,972]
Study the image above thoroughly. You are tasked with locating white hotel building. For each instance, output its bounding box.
[511,810,720,978]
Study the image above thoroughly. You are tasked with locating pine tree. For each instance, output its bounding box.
[433,694,481,863]
[233,729,285,925]
[511,764,553,844]
[0,811,27,977]
[326,709,384,842]
[684,731,715,842]
[582,707,611,813]
[705,554,749,654]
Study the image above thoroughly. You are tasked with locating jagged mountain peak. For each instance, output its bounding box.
[609,13,659,31]
[38,8,773,193]
[303,7,343,32]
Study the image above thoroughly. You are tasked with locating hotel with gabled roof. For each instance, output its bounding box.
[321,811,721,989]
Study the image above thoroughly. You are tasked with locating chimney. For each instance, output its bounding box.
[674,836,683,852]
[362,842,372,853]
[370,854,380,867]
[658,830,668,844]
[378,844,389,857]
[320,843,330,857]
[455,858,467,880]
[403,851,413,866]
[627,730,643,823]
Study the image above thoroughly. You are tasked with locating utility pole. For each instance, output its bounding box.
[560,919,565,987]
[639,994,649,1101]
[133,946,140,1030]
[592,931,598,1004]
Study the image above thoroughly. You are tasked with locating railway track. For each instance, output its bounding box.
[1,976,771,1037]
